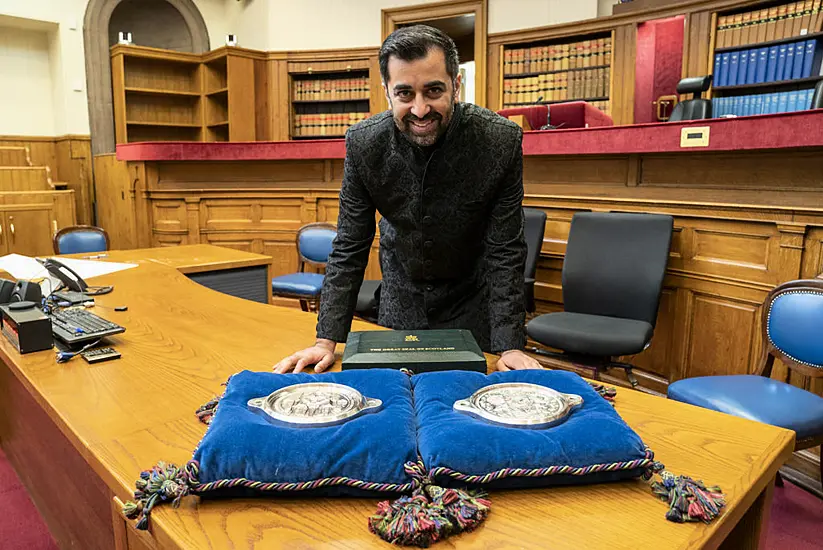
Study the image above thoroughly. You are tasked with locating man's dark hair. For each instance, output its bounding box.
[379,24,459,84]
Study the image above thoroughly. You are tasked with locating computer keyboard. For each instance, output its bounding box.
[50,308,125,346]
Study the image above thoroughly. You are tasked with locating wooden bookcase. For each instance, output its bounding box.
[708,0,823,115]
[202,49,258,142]
[286,55,378,140]
[111,45,258,143]
[500,32,614,116]
[111,47,203,143]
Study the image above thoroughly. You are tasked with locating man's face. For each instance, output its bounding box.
[383,48,461,147]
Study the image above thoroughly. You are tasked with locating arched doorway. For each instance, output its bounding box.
[84,0,209,155]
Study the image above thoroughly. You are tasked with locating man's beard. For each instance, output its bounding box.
[392,100,454,147]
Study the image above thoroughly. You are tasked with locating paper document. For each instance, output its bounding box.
[0,254,138,297]
[0,254,49,280]
[49,257,138,280]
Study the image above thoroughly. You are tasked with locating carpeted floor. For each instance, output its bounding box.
[0,446,820,548]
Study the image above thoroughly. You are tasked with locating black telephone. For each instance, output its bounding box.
[42,258,88,292]
[40,258,114,297]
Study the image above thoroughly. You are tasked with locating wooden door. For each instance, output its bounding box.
[3,206,55,256]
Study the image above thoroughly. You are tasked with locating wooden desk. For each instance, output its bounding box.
[0,245,794,549]
[69,244,274,304]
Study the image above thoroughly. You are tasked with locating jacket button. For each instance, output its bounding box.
[426,284,434,292]
[423,215,433,224]
[425,259,433,267]
[427,307,435,315]
[423,240,433,248]
[423,188,433,199]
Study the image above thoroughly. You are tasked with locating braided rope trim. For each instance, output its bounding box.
[766,291,823,369]
[186,461,416,495]
[427,448,658,485]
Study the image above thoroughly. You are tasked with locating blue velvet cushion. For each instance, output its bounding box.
[767,291,823,367]
[413,370,653,490]
[193,369,417,497]
[271,272,325,296]
[668,375,823,440]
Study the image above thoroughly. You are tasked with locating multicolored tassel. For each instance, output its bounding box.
[195,397,220,425]
[368,494,453,547]
[122,461,196,530]
[588,382,617,403]
[651,471,725,524]
[425,485,490,533]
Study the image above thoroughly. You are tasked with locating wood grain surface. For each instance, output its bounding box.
[0,245,795,549]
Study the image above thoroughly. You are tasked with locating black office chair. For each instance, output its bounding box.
[669,75,713,122]
[523,207,547,313]
[354,207,547,321]
[526,212,673,388]
[812,79,823,110]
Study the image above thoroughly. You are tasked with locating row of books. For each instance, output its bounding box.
[716,1,823,49]
[293,113,369,137]
[712,89,815,116]
[292,78,370,102]
[501,99,611,117]
[715,39,822,86]
[503,37,612,75]
[503,68,609,104]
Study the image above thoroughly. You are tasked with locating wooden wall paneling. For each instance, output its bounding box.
[254,58,271,141]
[0,146,31,166]
[227,55,256,141]
[153,160,331,188]
[0,167,53,192]
[612,24,637,125]
[369,54,386,115]
[486,43,502,111]
[0,136,57,170]
[271,58,291,141]
[93,154,138,250]
[55,137,93,225]
[640,151,823,190]
[111,54,128,145]
[683,10,714,83]
[525,156,631,187]
[799,227,823,278]
[135,162,154,249]
[682,290,762,378]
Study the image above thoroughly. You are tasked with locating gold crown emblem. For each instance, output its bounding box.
[405,335,419,342]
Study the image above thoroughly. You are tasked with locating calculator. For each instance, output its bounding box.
[81,347,121,364]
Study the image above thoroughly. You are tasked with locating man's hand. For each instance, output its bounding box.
[496,349,542,371]
[273,339,337,374]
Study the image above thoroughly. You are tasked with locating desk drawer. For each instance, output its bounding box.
[187,265,268,304]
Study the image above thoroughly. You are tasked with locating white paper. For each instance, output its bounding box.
[0,254,138,297]
[48,257,138,280]
[0,254,49,280]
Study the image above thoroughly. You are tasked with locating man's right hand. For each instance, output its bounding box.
[273,339,337,374]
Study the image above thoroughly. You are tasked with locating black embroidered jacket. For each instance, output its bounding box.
[316,102,527,353]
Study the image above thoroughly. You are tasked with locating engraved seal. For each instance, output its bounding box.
[453,383,583,429]
[247,383,382,427]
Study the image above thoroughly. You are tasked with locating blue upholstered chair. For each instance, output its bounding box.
[668,279,823,488]
[53,225,109,255]
[271,222,337,312]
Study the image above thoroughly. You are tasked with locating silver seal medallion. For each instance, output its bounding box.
[247,383,382,427]
[453,383,583,429]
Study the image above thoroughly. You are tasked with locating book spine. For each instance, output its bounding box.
[746,49,758,84]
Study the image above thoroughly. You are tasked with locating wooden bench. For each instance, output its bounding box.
[0,146,32,167]
[0,166,68,192]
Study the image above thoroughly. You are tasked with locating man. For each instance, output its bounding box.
[274,25,541,373]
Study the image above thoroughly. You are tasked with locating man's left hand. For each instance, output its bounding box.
[496,349,543,371]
